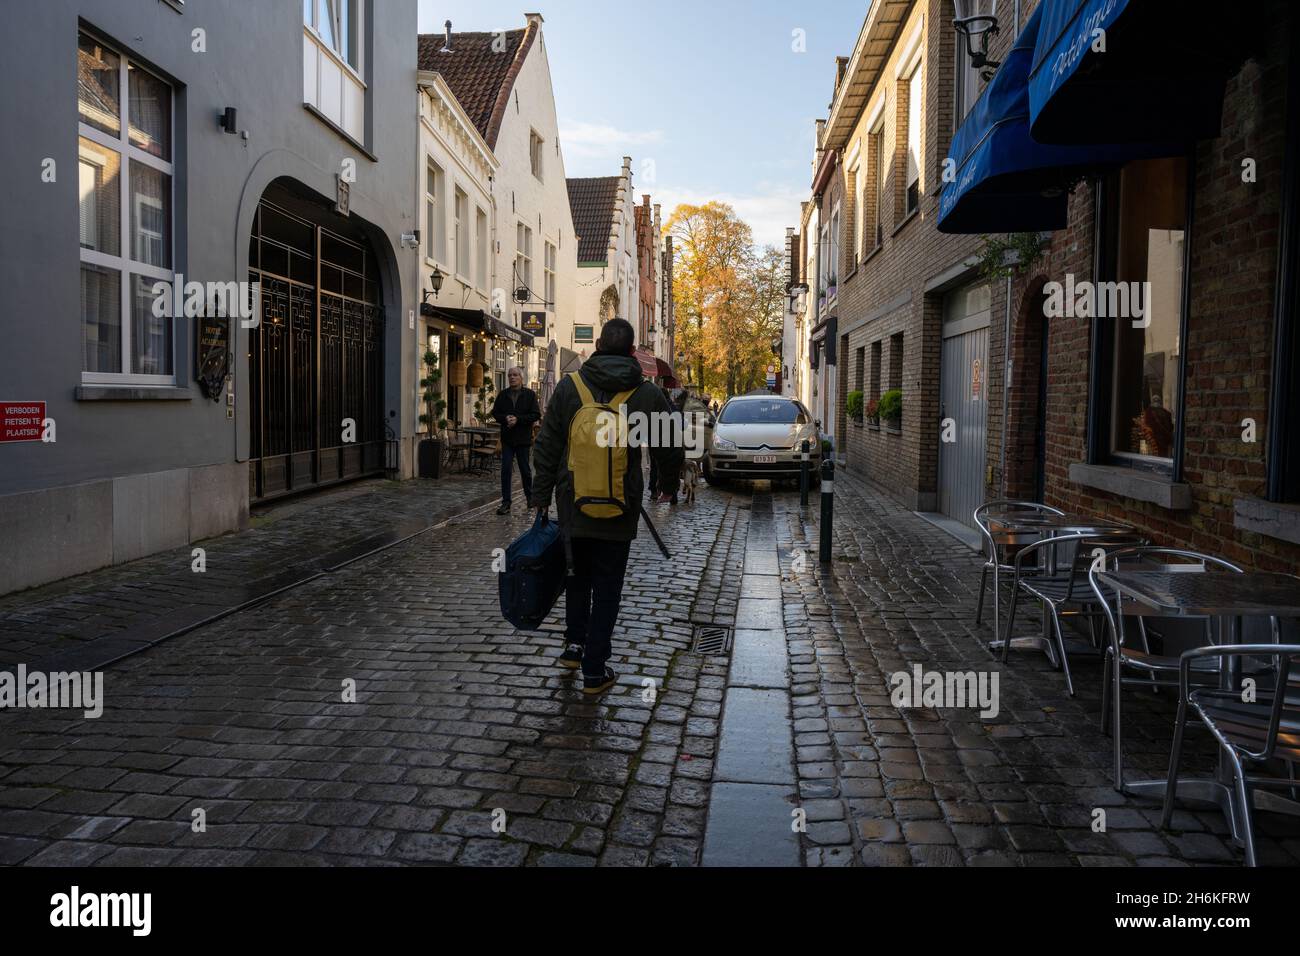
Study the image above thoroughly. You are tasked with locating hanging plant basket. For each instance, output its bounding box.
[447,360,468,388]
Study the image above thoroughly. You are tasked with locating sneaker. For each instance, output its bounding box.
[496,504,511,515]
[558,645,583,670]
[582,667,618,696]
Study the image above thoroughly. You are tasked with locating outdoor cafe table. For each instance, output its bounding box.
[456,426,497,473]
[1095,569,1300,844]
[985,511,1136,660]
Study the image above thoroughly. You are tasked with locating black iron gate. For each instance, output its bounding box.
[248,199,384,501]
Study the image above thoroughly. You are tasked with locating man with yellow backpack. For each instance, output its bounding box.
[530,319,683,695]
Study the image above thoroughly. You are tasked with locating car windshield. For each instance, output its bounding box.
[719,400,803,425]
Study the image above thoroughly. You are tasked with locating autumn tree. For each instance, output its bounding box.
[665,202,788,398]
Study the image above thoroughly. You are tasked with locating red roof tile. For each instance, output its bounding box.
[567,177,620,264]
[417,24,535,149]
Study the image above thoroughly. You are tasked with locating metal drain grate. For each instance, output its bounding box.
[690,625,733,655]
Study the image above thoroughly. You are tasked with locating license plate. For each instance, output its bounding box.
[753,455,778,464]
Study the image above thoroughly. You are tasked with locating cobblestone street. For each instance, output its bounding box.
[2,474,1298,867]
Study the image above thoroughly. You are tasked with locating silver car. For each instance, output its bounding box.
[703,395,822,485]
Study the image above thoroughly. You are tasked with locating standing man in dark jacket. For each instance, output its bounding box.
[531,319,684,695]
[492,367,540,515]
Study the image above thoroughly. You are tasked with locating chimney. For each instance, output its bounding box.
[441,20,452,53]
[524,12,544,26]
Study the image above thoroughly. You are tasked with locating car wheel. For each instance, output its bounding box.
[703,465,730,488]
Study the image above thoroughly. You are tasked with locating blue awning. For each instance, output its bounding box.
[938,4,1178,235]
[1029,0,1250,145]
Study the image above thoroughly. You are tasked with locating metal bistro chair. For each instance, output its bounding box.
[1000,528,1147,697]
[974,500,1065,643]
[1089,548,1245,790]
[1163,642,1299,867]
[444,426,472,474]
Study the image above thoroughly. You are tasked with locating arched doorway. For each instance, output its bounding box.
[247,181,385,501]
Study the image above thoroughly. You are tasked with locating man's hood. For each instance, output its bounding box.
[579,353,645,393]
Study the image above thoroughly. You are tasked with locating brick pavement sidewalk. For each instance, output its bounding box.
[781,471,1300,866]
[0,480,744,866]
[0,475,498,671]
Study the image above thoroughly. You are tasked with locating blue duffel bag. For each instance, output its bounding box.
[498,512,568,631]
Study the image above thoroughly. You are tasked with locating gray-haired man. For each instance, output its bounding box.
[491,367,540,514]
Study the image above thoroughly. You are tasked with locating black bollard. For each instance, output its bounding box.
[800,440,810,508]
[819,458,834,564]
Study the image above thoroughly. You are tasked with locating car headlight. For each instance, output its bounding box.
[712,436,737,451]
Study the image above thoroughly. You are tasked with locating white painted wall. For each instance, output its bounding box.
[416,72,497,427]
[570,159,639,361]
[491,18,578,388]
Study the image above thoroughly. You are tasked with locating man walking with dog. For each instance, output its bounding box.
[530,319,683,695]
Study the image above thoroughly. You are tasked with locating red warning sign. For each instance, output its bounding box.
[1,402,47,443]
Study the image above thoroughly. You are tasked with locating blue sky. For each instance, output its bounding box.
[416,1,868,249]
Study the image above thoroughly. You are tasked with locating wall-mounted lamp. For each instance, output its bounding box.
[219,107,238,134]
[422,265,444,305]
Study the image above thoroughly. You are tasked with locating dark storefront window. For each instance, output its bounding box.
[1091,156,1191,471]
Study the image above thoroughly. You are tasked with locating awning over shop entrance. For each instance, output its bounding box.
[633,349,660,380]
[938,4,1180,235]
[420,304,487,332]
[1029,0,1250,146]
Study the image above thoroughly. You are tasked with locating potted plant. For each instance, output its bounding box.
[878,388,902,431]
[846,390,864,424]
[865,398,880,427]
[417,349,448,478]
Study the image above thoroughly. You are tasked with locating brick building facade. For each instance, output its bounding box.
[796,0,1300,570]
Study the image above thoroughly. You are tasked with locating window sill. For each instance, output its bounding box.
[76,385,193,402]
[883,424,902,435]
[862,244,884,268]
[1234,497,1300,547]
[1068,462,1191,511]
[303,104,377,162]
[892,208,920,238]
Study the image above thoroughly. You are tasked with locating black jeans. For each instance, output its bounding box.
[501,443,533,506]
[564,537,633,677]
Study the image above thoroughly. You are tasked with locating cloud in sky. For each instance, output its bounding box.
[559,120,665,164]
[653,182,805,252]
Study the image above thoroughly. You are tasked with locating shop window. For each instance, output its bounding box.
[78,31,175,383]
[1091,156,1189,468]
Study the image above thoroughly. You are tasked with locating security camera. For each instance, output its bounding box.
[400,231,420,250]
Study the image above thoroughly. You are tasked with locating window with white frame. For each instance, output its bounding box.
[516,223,533,296]
[78,31,175,383]
[303,0,364,141]
[872,121,886,246]
[453,186,469,279]
[475,207,488,292]
[905,63,924,216]
[851,161,864,265]
[829,206,841,288]
[529,131,544,182]
[818,222,830,300]
[425,160,445,266]
[544,241,557,311]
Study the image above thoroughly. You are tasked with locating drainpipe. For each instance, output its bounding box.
[1000,272,1012,497]
[412,85,426,474]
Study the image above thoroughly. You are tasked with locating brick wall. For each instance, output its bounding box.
[837,0,1021,511]
[1003,2,1300,572]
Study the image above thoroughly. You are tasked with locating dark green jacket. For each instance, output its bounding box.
[531,353,684,542]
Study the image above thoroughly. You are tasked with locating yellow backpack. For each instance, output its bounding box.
[567,372,637,519]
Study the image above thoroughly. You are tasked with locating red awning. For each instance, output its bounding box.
[633,349,659,379]
[655,358,678,387]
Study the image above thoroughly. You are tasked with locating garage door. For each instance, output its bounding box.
[938,283,990,529]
